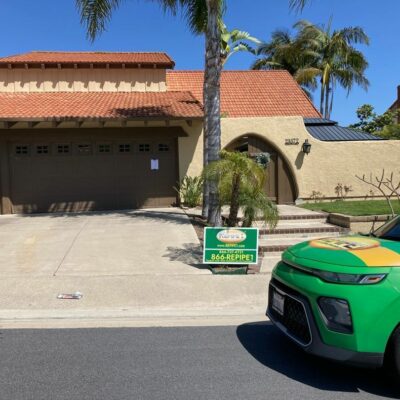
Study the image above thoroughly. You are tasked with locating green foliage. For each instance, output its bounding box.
[349,104,399,134]
[204,151,278,228]
[253,19,370,118]
[380,124,400,139]
[220,24,260,66]
[76,0,226,40]
[240,185,279,228]
[174,176,203,207]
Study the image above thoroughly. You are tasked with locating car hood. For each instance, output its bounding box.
[286,235,400,268]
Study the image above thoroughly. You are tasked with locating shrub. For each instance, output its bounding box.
[174,176,203,207]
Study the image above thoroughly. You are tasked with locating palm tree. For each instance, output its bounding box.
[253,19,369,119]
[295,19,369,119]
[252,28,317,98]
[220,24,260,66]
[76,0,309,226]
[204,151,278,228]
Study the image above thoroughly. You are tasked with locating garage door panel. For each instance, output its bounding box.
[8,133,178,213]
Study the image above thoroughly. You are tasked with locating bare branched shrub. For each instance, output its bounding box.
[355,170,400,217]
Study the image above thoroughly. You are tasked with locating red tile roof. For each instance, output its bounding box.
[0,51,175,68]
[0,92,203,120]
[167,70,321,118]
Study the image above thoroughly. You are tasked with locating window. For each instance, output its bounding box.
[158,143,170,152]
[139,144,150,152]
[15,145,29,155]
[77,144,92,155]
[98,144,111,154]
[57,144,70,154]
[119,144,131,153]
[36,145,49,155]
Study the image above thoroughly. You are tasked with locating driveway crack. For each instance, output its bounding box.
[53,218,89,276]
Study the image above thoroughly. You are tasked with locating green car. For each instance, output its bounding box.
[267,215,400,376]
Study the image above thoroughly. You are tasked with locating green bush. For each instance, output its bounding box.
[174,176,203,207]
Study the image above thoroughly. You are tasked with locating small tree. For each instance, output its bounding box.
[204,151,278,227]
[349,104,400,135]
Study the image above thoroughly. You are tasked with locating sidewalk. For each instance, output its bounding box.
[0,274,269,329]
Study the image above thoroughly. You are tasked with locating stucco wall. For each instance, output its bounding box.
[0,68,166,92]
[179,116,400,201]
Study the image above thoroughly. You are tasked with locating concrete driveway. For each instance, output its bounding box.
[0,208,210,277]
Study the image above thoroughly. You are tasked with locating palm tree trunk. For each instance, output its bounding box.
[328,82,334,119]
[205,0,222,227]
[324,79,330,119]
[201,72,209,218]
[319,78,325,116]
[227,173,241,227]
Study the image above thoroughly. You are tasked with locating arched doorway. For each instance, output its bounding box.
[225,135,297,204]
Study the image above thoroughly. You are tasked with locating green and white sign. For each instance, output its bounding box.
[203,227,259,265]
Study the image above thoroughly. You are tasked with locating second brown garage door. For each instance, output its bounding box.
[8,130,179,213]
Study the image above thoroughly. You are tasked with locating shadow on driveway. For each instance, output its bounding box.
[237,322,399,398]
[163,243,210,271]
[14,209,190,225]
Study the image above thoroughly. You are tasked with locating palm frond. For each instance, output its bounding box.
[289,0,310,12]
[76,0,123,41]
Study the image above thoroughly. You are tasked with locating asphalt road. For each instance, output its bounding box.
[0,323,399,400]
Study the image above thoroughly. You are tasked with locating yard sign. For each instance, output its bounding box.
[203,227,259,265]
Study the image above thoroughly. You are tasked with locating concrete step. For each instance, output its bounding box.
[259,231,341,253]
[259,222,347,238]
[276,213,327,221]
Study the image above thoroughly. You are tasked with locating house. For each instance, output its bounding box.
[0,51,398,215]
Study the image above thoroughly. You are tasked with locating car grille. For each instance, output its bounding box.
[269,281,312,345]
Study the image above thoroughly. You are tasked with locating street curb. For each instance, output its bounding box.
[0,309,269,329]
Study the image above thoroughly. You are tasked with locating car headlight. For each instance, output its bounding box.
[318,297,353,334]
[312,270,387,285]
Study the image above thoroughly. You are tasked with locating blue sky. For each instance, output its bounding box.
[1,0,399,125]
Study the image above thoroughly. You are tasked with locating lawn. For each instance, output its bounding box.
[300,200,400,216]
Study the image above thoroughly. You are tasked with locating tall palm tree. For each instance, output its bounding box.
[253,18,369,119]
[76,0,309,226]
[252,28,317,98]
[295,19,369,119]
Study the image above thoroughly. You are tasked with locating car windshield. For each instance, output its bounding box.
[372,215,400,242]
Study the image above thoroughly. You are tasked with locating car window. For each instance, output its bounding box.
[373,216,400,241]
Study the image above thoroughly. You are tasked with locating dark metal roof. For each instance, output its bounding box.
[303,118,384,141]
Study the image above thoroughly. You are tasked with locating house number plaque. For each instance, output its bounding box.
[285,138,300,145]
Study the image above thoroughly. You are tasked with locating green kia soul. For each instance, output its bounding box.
[267,215,400,377]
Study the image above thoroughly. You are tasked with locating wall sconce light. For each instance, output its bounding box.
[302,139,312,155]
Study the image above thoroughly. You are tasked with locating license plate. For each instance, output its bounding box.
[272,290,285,316]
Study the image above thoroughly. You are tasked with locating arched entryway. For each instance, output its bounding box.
[225,135,297,204]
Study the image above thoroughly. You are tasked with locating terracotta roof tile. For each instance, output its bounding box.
[167,70,321,118]
[0,91,203,120]
[0,51,175,68]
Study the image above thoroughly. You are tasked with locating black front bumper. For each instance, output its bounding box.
[267,279,384,368]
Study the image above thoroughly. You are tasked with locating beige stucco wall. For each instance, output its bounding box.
[0,68,166,92]
[178,116,400,201]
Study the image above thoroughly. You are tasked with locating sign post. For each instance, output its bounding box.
[203,227,259,265]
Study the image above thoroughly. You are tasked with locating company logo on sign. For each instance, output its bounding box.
[217,229,247,244]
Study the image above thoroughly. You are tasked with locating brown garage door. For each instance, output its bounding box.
[8,131,179,213]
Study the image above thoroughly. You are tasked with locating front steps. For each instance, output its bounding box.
[254,207,349,274]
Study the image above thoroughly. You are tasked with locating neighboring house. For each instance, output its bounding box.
[0,51,398,215]
[388,85,400,123]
